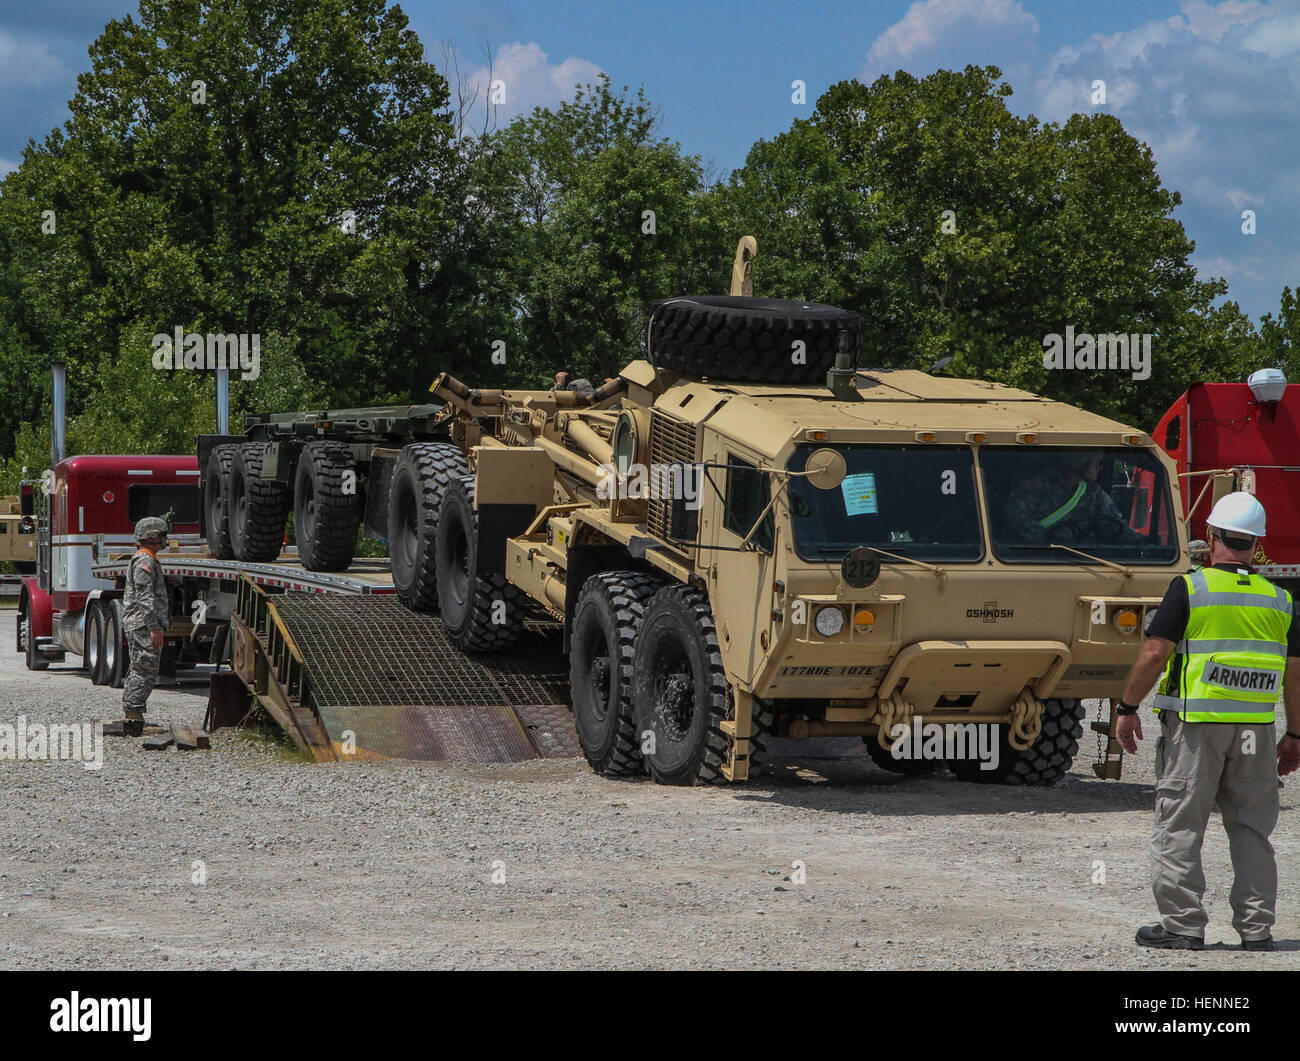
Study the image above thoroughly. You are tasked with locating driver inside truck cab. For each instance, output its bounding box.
[1002,451,1142,546]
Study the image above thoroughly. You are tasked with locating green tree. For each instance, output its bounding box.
[0,0,458,477]
[721,66,1258,428]
[495,76,728,386]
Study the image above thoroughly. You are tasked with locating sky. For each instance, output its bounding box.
[1,0,1297,322]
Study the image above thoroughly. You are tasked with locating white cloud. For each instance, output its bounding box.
[864,0,1038,81]
[0,28,70,90]
[464,42,602,125]
[856,0,1300,319]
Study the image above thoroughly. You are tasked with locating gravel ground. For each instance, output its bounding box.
[1,608,1297,970]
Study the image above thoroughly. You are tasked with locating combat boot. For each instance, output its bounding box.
[123,708,145,737]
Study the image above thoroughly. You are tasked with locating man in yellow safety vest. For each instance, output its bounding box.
[1116,492,1300,950]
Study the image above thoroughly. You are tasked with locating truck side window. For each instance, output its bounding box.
[1164,415,1180,451]
[723,454,773,552]
[127,485,201,526]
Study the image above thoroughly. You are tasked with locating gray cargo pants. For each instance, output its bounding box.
[1151,711,1279,941]
[122,626,161,713]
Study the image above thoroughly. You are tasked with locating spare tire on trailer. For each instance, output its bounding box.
[229,442,290,563]
[205,444,238,560]
[294,440,363,571]
[646,295,860,384]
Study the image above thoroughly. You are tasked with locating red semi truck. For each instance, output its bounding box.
[1152,368,1300,591]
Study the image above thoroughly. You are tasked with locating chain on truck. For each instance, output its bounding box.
[206,237,1190,785]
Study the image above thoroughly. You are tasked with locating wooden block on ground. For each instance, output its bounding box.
[172,723,210,750]
[143,729,174,751]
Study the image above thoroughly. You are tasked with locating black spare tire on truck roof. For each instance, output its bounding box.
[646,295,860,384]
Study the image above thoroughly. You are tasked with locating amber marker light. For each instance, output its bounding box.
[1113,609,1139,635]
[854,608,876,631]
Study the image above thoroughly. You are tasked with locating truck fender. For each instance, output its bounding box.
[19,576,52,639]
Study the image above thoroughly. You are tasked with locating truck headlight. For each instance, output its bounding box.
[815,606,845,637]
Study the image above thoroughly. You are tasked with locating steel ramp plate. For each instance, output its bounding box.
[270,594,577,762]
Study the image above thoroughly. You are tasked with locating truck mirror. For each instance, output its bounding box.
[805,448,846,490]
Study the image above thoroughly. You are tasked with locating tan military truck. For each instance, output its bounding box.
[0,492,37,573]
[384,240,1185,786]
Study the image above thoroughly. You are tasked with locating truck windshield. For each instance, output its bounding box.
[786,445,983,562]
[983,447,1178,564]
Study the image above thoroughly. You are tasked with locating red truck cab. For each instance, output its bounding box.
[19,454,201,668]
[1152,371,1300,587]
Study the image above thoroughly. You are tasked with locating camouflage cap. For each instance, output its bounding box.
[134,516,168,542]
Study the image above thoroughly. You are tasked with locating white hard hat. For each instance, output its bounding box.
[1206,491,1266,539]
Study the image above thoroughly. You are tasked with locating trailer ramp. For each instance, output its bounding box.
[227,578,577,762]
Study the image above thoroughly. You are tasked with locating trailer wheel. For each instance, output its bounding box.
[23,616,49,671]
[205,444,238,560]
[105,602,127,689]
[948,698,1086,786]
[647,295,860,384]
[571,571,664,776]
[434,476,526,652]
[389,443,470,612]
[229,443,290,562]
[85,602,107,685]
[295,441,363,571]
[631,584,732,785]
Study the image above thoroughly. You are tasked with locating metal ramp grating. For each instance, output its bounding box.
[269,594,577,762]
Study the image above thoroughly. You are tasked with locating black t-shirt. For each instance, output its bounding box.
[1146,562,1300,655]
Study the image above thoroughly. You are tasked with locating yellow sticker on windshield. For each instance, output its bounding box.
[841,472,878,516]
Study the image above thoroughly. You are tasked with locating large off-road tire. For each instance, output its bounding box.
[105,601,127,689]
[646,295,860,384]
[948,698,1086,786]
[205,444,238,560]
[863,733,944,776]
[745,695,777,779]
[570,571,663,776]
[294,440,363,571]
[388,443,470,612]
[434,476,526,652]
[631,584,733,786]
[229,443,290,562]
[85,601,107,685]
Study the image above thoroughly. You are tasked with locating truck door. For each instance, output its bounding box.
[701,440,775,687]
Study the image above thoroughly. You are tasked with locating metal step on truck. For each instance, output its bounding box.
[207,237,1192,785]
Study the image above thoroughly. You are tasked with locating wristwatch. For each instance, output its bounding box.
[1286,731,1300,741]
[1115,700,1141,716]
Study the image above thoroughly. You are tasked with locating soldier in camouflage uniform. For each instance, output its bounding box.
[1002,452,1143,546]
[121,516,170,736]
